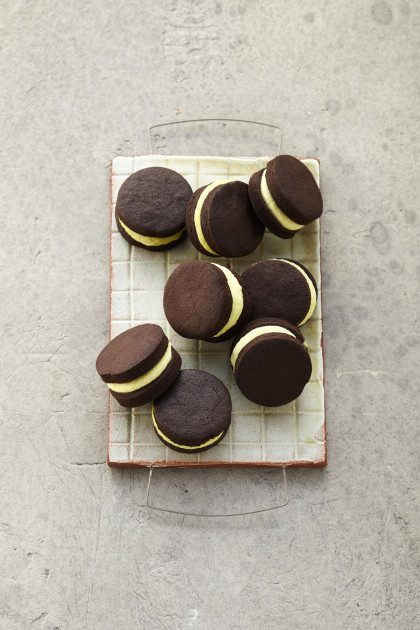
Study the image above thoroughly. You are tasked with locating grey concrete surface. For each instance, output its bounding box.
[1,0,419,628]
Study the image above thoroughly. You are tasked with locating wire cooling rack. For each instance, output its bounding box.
[108,154,326,468]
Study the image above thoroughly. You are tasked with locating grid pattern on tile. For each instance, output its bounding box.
[109,155,325,467]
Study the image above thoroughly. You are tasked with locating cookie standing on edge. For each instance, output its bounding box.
[230,318,312,407]
[163,260,251,343]
[241,258,317,326]
[115,167,192,250]
[186,180,265,257]
[152,370,232,453]
[249,155,322,238]
[96,324,181,407]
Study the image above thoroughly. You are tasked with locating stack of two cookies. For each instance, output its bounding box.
[96,323,231,454]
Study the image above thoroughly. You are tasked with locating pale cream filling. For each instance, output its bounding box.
[231,325,296,369]
[118,218,185,247]
[260,169,304,232]
[193,180,230,255]
[211,264,244,338]
[275,259,317,326]
[107,342,172,393]
[152,407,224,450]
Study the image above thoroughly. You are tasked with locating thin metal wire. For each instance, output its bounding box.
[148,118,282,155]
[145,465,288,517]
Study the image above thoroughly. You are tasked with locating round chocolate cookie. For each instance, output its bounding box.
[152,369,232,453]
[241,258,317,326]
[230,318,312,407]
[96,324,181,407]
[249,155,322,238]
[115,167,192,250]
[164,260,251,343]
[185,180,265,257]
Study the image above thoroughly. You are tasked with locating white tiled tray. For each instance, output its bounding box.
[108,155,326,468]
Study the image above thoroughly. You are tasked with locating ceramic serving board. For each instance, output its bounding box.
[108,155,326,468]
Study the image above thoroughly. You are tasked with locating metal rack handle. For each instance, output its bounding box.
[145,466,288,517]
[148,118,282,154]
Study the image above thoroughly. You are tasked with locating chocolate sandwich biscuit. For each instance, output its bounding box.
[241,258,317,326]
[96,324,181,407]
[186,180,264,257]
[163,260,251,343]
[230,318,312,407]
[116,167,192,250]
[249,155,322,238]
[152,369,231,453]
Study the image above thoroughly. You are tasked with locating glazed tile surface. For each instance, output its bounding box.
[109,155,326,467]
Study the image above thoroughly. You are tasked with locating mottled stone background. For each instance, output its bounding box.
[0,1,419,628]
